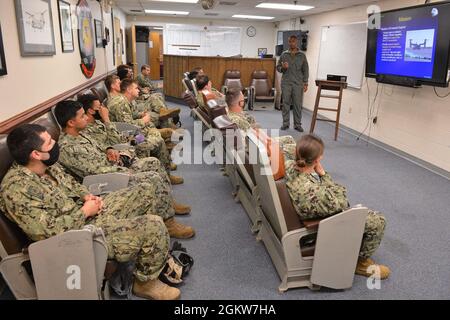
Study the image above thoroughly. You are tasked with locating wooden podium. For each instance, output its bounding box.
[309,80,348,141]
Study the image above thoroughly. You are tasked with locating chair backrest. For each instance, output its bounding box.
[181,90,198,109]
[252,129,285,181]
[0,135,31,257]
[250,70,272,97]
[0,112,61,258]
[91,82,108,103]
[32,112,61,142]
[247,132,288,240]
[182,77,195,94]
[223,70,243,91]
[77,89,94,101]
[206,100,227,124]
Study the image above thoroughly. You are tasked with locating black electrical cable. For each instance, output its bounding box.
[357,80,379,140]
[433,86,450,98]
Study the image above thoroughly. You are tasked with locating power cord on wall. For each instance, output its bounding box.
[357,79,380,141]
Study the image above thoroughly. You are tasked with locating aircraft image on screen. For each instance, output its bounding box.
[404,29,435,63]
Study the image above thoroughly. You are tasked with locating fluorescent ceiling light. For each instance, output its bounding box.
[149,0,198,3]
[232,14,274,20]
[145,9,189,15]
[256,3,314,11]
[153,27,164,30]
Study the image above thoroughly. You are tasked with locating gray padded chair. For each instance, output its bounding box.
[0,132,119,299]
[247,131,368,292]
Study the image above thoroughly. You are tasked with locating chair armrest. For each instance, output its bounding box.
[112,143,131,151]
[113,122,139,136]
[302,219,322,230]
[28,226,108,300]
[83,173,130,196]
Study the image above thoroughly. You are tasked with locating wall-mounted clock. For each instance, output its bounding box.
[246,26,256,37]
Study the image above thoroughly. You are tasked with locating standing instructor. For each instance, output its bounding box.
[276,35,309,132]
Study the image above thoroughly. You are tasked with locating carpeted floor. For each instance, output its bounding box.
[2,102,449,300]
[162,102,450,300]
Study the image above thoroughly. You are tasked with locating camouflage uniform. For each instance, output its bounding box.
[228,111,257,131]
[106,94,171,171]
[0,163,170,282]
[58,132,173,207]
[196,88,222,114]
[284,160,386,259]
[136,73,166,113]
[131,101,162,128]
[84,120,166,167]
[137,73,156,91]
[273,136,297,161]
[228,111,296,159]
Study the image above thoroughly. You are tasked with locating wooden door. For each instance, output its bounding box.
[149,32,161,80]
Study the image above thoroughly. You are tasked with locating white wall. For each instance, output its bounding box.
[277,0,450,173]
[127,16,277,58]
[0,0,127,123]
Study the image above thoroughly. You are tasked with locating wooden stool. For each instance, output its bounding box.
[309,80,347,141]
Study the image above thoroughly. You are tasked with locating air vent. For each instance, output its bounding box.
[130,9,143,13]
[205,13,219,16]
[219,1,237,5]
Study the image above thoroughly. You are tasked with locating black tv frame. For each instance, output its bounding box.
[365,1,450,88]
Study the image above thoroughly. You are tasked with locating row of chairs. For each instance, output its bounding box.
[182,70,276,111]
[207,111,368,292]
[0,80,137,300]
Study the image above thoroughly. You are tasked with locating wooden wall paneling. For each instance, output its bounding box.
[163,55,275,98]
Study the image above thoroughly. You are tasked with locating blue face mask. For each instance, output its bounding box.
[38,142,60,166]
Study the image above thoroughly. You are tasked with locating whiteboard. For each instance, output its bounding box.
[316,22,367,89]
[165,24,241,57]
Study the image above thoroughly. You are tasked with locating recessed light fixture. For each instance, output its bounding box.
[232,14,274,20]
[150,0,198,3]
[145,9,190,15]
[256,3,314,11]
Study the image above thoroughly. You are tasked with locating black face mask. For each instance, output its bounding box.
[39,142,60,166]
[93,111,103,120]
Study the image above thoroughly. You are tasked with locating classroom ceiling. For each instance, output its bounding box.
[114,0,376,22]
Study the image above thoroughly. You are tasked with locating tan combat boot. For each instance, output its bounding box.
[165,218,195,239]
[355,258,390,280]
[133,278,180,300]
[170,162,177,171]
[159,108,180,121]
[173,201,191,215]
[166,141,177,151]
[158,128,174,140]
[169,174,184,185]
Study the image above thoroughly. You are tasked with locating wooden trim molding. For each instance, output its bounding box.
[0,70,116,134]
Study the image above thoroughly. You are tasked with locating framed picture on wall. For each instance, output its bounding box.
[105,27,110,44]
[94,19,103,48]
[258,48,268,56]
[0,23,7,76]
[14,0,56,56]
[57,0,74,52]
[120,28,124,54]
